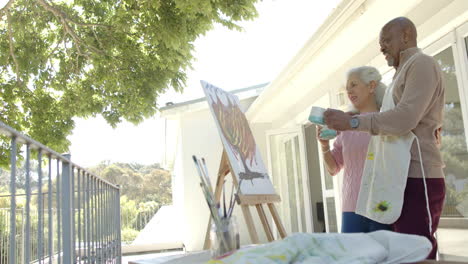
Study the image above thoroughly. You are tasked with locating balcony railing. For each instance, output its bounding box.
[0,121,121,263]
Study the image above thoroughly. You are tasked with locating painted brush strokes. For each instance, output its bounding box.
[201,81,276,195]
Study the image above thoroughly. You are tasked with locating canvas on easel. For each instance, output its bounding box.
[201,80,286,247]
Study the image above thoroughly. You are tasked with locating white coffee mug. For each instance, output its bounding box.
[309,106,327,125]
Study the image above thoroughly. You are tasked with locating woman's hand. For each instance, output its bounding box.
[316,125,338,175]
[316,125,330,148]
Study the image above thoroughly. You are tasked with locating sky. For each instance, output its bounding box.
[2,0,341,167]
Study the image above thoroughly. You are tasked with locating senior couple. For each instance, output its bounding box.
[318,17,445,260]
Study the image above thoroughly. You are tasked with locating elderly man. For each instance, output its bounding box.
[324,17,445,259]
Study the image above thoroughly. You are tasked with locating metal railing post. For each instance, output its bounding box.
[37,150,43,264]
[56,160,62,264]
[24,144,31,263]
[116,187,122,264]
[86,173,91,262]
[61,154,73,263]
[48,155,53,264]
[71,166,76,262]
[77,169,81,262]
[9,137,17,264]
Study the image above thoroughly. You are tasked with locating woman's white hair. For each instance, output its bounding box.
[347,66,386,109]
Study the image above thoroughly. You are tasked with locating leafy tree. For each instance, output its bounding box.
[120,195,138,228]
[122,227,139,244]
[89,161,172,205]
[0,0,260,153]
[0,160,40,188]
[87,161,172,242]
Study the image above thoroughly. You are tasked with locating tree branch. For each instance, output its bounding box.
[92,28,104,50]
[67,21,110,28]
[0,0,15,19]
[36,0,104,56]
[48,30,66,58]
[36,0,110,28]
[7,11,21,85]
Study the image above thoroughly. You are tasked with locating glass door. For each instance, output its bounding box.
[424,20,468,261]
[317,137,341,233]
[267,127,313,236]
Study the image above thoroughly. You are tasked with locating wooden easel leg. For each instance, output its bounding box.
[268,203,287,239]
[214,151,230,201]
[256,204,274,242]
[241,205,259,244]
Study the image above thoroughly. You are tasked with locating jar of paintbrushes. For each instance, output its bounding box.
[192,155,240,259]
[210,215,240,258]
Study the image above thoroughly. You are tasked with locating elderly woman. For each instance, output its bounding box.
[317,66,389,233]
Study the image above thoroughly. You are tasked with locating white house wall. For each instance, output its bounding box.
[173,119,185,234]
[179,108,223,251]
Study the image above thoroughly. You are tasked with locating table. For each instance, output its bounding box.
[129,251,466,264]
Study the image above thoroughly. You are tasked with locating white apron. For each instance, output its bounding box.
[355,54,431,227]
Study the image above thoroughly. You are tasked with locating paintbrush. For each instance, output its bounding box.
[223,180,227,218]
[193,156,216,213]
[193,155,229,250]
[193,157,209,195]
[201,158,213,194]
[228,181,235,217]
[200,183,216,220]
[199,157,222,217]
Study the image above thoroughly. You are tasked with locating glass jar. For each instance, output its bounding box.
[210,216,240,259]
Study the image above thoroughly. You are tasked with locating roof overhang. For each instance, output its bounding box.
[160,83,268,118]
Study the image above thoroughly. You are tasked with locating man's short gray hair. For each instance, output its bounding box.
[347,66,386,109]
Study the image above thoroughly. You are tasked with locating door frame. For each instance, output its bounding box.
[455,20,468,146]
[266,126,314,235]
[423,21,468,150]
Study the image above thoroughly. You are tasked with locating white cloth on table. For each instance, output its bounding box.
[130,231,431,264]
[205,231,431,264]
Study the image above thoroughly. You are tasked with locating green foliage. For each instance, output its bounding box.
[0,160,40,188]
[90,161,172,243]
[0,185,46,261]
[0,185,9,208]
[122,227,139,244]
[89,161,172,205]
[138,200,160,213]
[120,195,138,229]
[0,0,260,154]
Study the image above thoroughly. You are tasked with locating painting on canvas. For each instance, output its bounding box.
[201,81,276,195]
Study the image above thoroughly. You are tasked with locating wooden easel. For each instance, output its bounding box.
[203,151,287,249]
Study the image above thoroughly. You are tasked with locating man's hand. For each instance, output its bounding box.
[323,109,353,131]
